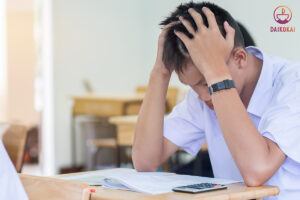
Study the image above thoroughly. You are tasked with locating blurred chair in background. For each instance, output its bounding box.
[77,85,180,171]
[81,117,119,170]
[23,126,39,164]
[67,91,144,173]
[1,123,28,172]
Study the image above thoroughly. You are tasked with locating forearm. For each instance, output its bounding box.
[132,68,170,171]
[211,86,284,185]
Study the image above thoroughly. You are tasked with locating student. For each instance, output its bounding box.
[173,21,256,177]
[0,140,28,199]
[132,2,300,199]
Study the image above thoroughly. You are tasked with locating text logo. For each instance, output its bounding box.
[270,5,295,32]
[273,6,292,24]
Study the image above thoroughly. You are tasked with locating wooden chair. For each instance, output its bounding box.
[1,123,28,172]
[82,118,120,170]
[19,174,91,200]
[135,86,179,113]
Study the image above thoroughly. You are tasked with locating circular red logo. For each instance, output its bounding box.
[273,6,292,24]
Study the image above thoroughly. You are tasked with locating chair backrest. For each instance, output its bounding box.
[1,123,28,172]
[19,174,91,200]
[136,86,179,113]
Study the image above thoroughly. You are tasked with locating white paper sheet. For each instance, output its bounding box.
[61,168,240,195]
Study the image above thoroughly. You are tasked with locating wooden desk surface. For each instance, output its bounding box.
[71,94,145,101]
[57,169,279,200]
[71,94,144,116]
[109,115,139,125]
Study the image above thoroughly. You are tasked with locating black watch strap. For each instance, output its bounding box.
[209,79,235,95]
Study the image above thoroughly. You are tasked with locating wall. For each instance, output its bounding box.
[52,0,146,171]
[6,11,38,125]
[50,0,300,173]
[0,0,7,121]
[4,0,38,126]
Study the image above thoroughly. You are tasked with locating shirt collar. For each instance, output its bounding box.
[246,46,274,117]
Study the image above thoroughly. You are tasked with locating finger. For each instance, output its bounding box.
[224,21,235,45]
[202,7,218,30]
[188,8,204,31]
[160,21,180,38]
[162,21,180,31]
[174,30,190,45]
[178,16,196,35]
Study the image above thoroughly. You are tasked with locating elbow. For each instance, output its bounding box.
[132,157,158,172]
[244,176,264,187]
[132,150,159,172]
[243,167,269,187]
[134,163,157,172]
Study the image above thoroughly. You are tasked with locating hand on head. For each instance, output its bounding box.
[174,7,235,82]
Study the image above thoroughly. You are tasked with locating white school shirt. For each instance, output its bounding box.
[0,141,28,200]
[164,46,300,200]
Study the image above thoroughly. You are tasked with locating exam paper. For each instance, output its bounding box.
[61,168,240,195]
[60,168,135,185]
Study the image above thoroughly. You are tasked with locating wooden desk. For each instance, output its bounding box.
[109,115,208,151]
[57,169,279,200]
[72,94,145,116]
[71,94,144,167]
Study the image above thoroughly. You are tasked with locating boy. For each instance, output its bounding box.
[132,2,300,199]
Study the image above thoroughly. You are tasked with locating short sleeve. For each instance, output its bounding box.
[0,141,28,200]
[259,64,300,163]
[164,89,205,155]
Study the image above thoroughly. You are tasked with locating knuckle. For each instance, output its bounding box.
[201,29,208,35]
[207,11,213,16]
[211,27,218,32]
[194,35,201,42]
[193,34,199,39]
[189,8,195,14]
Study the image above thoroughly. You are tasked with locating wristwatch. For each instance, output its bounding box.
[209,79,235,95]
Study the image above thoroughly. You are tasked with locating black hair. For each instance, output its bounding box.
[237,22,256,47]
[160,1,245,72]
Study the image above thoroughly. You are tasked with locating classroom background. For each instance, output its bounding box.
[0,0,299,177]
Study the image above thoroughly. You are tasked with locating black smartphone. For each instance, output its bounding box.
[172,183,227,194]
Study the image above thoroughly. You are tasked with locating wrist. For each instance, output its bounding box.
[203,63,232,86]
[151,64,172,81]
[209,79,235,95]
[149,68,171,92]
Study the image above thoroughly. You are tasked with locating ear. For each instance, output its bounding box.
[231,47,247,69]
